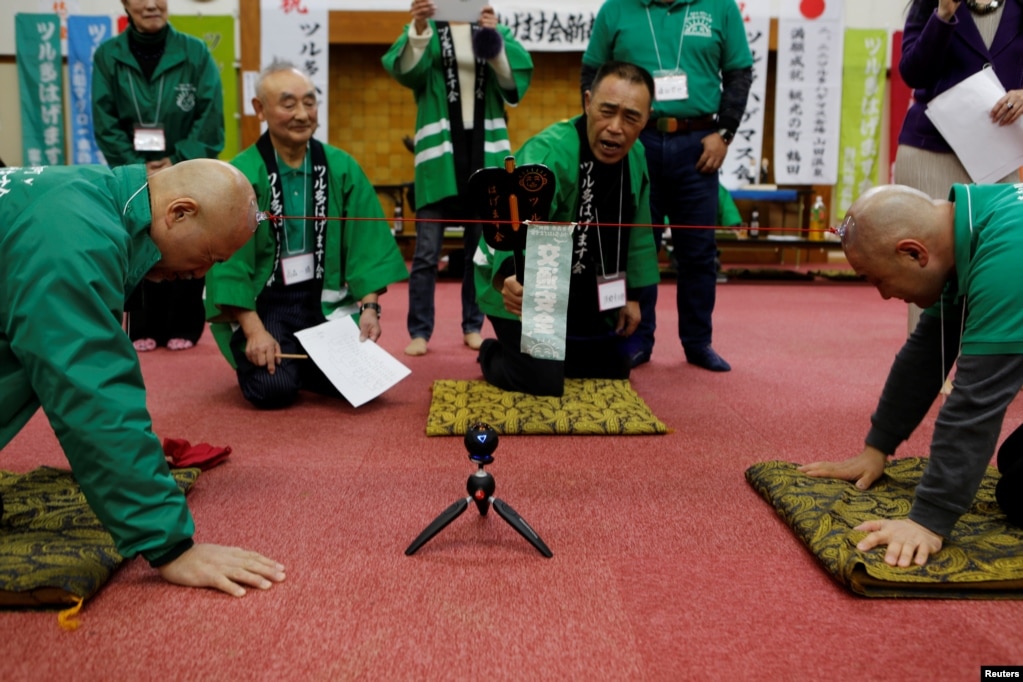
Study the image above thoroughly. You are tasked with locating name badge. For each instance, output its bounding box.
[133,125,166,152]
[597,272,627,312]
[282,253,315,286]
[653,70,688,102]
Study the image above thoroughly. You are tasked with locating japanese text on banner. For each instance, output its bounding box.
[16,14,65,166]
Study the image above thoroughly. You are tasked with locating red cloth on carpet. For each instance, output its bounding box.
[162,438,231,470]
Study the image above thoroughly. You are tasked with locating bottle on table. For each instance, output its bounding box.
[748,210,760,239]
[808,195,826,242]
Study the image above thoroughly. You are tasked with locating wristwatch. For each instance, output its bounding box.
[717,128,735,145]
[360,302,382,317]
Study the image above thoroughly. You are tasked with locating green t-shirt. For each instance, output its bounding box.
[583,0,752,119]
[277,155,315,260]
[926,183,1023,355]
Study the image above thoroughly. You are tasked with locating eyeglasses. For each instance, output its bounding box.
[831,214,854,241]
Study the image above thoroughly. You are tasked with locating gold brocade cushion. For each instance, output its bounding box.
[0,466,200,607]
[426,379,671,436]
[746,458,1023,598]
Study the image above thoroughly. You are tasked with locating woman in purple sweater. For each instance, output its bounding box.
[896,0,1023,330]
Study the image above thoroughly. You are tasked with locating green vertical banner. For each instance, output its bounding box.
[173,15,238,160]
[16,14,65,166]
[835,29,888,216]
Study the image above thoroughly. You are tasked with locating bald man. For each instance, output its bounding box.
[800,183,1023,568]
[0,159,286,596]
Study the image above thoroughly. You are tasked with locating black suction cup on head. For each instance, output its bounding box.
[464,421,498,464]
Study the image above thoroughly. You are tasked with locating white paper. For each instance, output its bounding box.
[294,317,411,408]
[925,67,1023,184]
[433,0,488,22]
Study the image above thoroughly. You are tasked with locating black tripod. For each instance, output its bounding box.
[405,422,552,558]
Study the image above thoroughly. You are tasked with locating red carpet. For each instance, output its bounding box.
[2,279,1022,681]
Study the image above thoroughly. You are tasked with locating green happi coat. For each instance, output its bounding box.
[381,22,533,208]
[92,23,224,166]
[205,143,409,367]
[474,116,661,322]
[0,164,193,562]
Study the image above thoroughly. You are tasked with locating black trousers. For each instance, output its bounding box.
[479,315,630,397]
[231,283,341,409]
[996,424,1023,527]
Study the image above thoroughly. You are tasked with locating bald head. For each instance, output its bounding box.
[842,185,946,261]
[145,159,258,281]
[840,184,956,308]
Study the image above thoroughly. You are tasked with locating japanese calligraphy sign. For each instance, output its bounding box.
[720,0,770,190]
[261,0,329,142]
[174,15,240,159]
[521,222,574,361]
[835,29,887,215]
[16,14,65,166]
[67,15,110,165]
[773,0,845,185]
[494,2,596,52]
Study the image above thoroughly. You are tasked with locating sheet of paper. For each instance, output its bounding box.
[925,67,1023,184]
[294,317,411,408]
[432,0,488,23]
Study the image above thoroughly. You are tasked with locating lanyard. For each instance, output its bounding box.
[647,4,690,73]
[128,73,165,127]
[123,181,149,216]
[275,148,309,255]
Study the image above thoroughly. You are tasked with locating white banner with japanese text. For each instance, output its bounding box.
[773,0,844,185]
[494,2,597,52]
[260,0,329,142]
[720,0,770,189]
[521,222,575,362]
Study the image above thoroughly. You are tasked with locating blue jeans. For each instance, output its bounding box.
[634,129,720,352]
[407,196,484,340]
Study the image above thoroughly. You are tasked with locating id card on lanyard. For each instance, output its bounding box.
[653,69,689,102]
[133,124,166,152]
[129,73,166,152]
[647,5,690,103]
[597,272,627,312]
[281,253,315,285]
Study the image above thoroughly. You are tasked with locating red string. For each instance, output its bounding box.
[265,213,825,235]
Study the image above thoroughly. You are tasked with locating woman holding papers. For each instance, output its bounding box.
[895,0,1023,331]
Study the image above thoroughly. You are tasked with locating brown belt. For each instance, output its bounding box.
[645,115,718,134]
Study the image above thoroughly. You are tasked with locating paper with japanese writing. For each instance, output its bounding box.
[925,67,1023,185]
[294,317,411,408]
[520,223,574,362]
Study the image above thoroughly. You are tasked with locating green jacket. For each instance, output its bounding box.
[0,164,194,562]
[475,116,660,321]
[92,23,224,166]
[382,22,533,207]
[205,143,410,367]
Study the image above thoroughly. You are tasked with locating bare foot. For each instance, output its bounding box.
[167,338,195,351]
[133,338,157,352]
[404,337,428,356]
[463,332,483,350]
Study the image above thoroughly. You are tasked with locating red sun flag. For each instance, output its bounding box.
[800,0,826,19]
